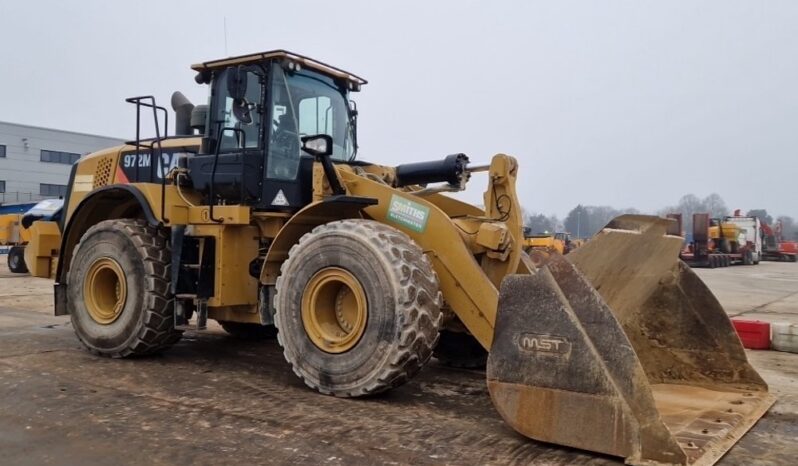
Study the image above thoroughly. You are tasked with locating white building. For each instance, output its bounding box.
[0,121,122,204]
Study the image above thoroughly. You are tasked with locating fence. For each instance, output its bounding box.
[0,192,58,204]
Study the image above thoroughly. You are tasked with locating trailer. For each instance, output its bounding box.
[761,220,798,262]
[671,213,759,268]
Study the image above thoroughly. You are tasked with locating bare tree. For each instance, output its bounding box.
[524,211,558,234]
[659,193,729,233]
[703,193,729,218]
[564,205,633,238]
[777,215,797,241]
[746,209,773,225]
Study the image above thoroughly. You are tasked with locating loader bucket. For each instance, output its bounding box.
[487,215,774,466]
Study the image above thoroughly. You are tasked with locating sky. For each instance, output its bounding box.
[1,1,796,219]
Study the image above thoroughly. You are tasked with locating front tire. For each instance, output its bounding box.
[275,219,442,397]
[8,246,28,273]
[67,219,182,358]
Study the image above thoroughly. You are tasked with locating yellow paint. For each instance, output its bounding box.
[340,168,504,349]
[24,221,60,278]
[476,223,509,251]
[83,257,127,324]
[73,174,95,192]
[189,224,259,309]
[0,214,29,245]
[301,267,368,353]
[208,306,261,324]
[64,147,122,220]
[524,235,565,255]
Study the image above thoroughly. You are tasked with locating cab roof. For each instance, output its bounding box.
[190,49,367,86]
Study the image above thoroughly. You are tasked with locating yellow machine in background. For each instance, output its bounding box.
[0,214,32,244]
[709,220,744,253]
[24,221,61,278]
[523,231,580,266]
[1,213,31,273]
[51,50,772,466]
[0,201,62,276]
[524,233,566,254]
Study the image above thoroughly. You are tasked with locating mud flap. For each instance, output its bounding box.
[487,215,774,466]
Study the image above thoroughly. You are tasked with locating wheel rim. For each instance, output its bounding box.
[301,267,368,354]
[83,257,127,325]
[9,253,18,268]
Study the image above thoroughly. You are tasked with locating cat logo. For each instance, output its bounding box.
[518,333,571,357]
[271,189,289,206]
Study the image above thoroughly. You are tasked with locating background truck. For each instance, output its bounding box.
[673,212,762,267]
[724,209,762,264]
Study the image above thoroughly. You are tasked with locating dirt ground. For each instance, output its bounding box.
[0,260,796,466]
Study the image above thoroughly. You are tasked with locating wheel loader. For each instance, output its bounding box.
[54,50,773,465]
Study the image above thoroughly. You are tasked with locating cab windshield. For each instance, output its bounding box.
[268,64,355,180]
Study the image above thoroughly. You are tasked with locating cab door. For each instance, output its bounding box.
[257,64,316,212]
[187,66,266,204]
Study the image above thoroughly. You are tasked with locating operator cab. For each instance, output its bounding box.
[184,50,366,212]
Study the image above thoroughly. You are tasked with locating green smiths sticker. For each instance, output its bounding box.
[387,194,430,233]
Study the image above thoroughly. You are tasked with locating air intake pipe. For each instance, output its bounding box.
[171,91,195,136]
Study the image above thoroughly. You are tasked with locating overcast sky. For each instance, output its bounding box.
[1,1,796,219]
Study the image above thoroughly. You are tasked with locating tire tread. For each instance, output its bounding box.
[275,219,442,397]
[70,219,181,358]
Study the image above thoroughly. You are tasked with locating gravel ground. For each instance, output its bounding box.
[0,259,796,466]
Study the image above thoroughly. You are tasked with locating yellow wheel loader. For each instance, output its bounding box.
[523,231,575,267]
[54,50,773,465]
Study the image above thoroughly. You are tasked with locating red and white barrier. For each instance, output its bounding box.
[730,319,798,353]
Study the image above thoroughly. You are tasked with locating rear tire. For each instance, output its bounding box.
[67,219,182,358]
[434,330,488,369]
[275,219,442,397]
[219,321,277,339]
[7,246,28,273]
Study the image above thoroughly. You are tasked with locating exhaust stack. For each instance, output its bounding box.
[171,91,195,136]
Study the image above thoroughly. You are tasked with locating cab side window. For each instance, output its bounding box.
[215,69,262,152]
[267,66,301,180]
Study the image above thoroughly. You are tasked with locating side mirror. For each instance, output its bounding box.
[301,134,344,195]
[226,66,248,100]
[301,134,333,158]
